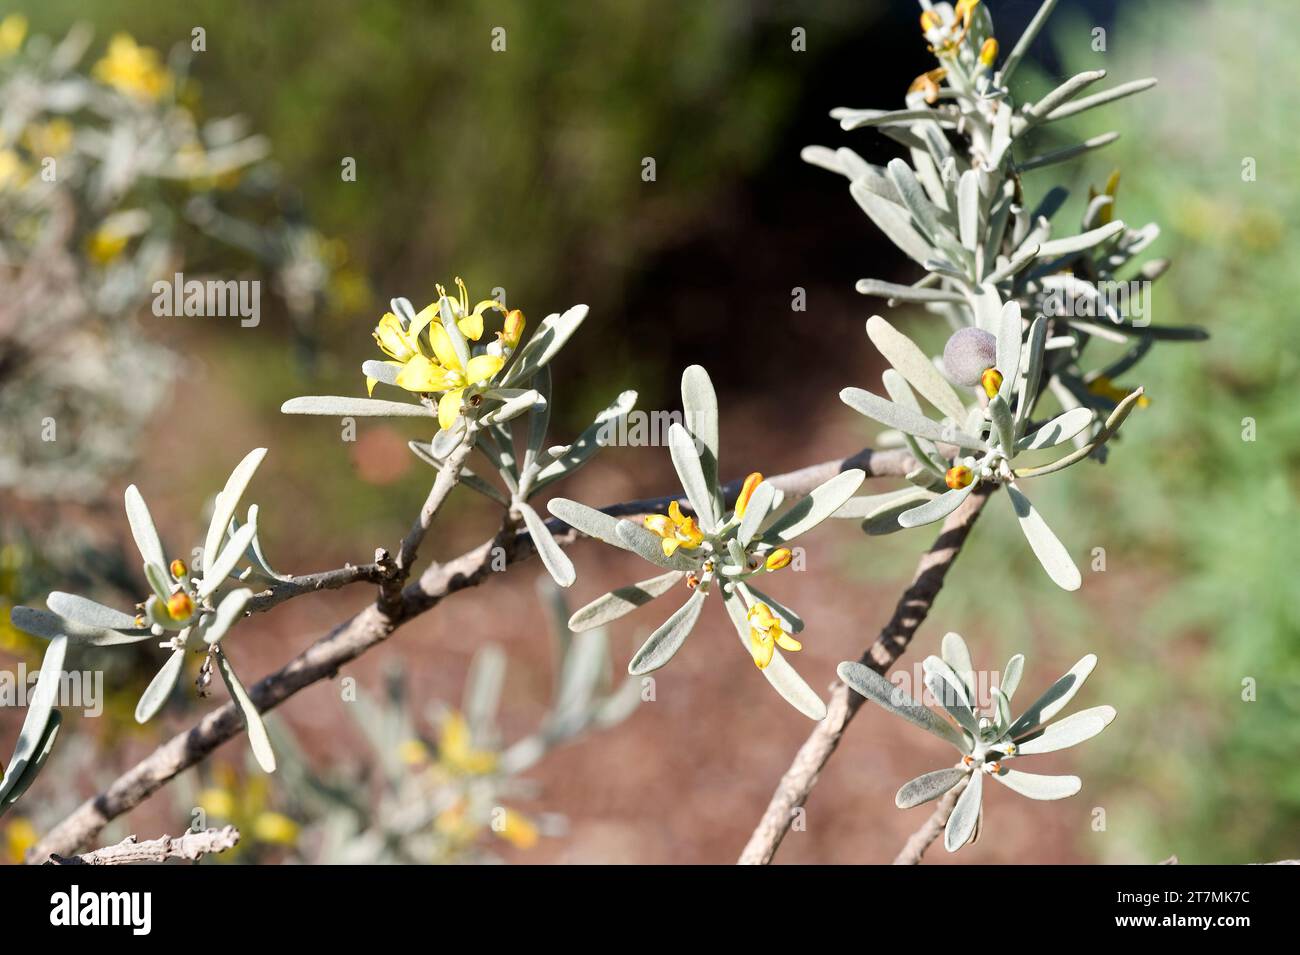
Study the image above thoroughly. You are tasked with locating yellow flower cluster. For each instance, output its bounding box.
[93,34,173,102]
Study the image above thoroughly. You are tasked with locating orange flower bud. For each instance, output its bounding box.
[981,367,1004,399]
[945,465,974,490]
[502,309,526,348]
[169,558,188,579]
[765,548,793,572]
[166,591,194,621]
[735,472,763,518]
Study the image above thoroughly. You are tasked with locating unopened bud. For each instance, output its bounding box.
[945,465,974,490]
[502,309,525,348]
[979,37,998,67]
[166,591,195,621]
[765,548,793,572]
[981,367,1004,399]
[169,558,188,580]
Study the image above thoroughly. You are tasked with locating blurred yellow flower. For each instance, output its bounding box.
[199,765,299,859]
[93,34,172,102]
[3,817,37,864]
[22,119,74,159]
[495,808,539,850]
[0,14,26,58]
[436,711,498,776]
[0,150,28,191]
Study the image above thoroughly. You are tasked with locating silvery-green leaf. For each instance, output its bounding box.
[940,632,976,702]
[0,710,61,817]
[899,483,975,529]
[738,582,804,635]
[134,648,185,723]
[568,571,684,632]
[518,501,575,588]
[837,662,966,750]
[997,0,1058,84]
[1018,132,1120,174]
[204,448,267,575]
[998,653,1025,700]
[502,305,588,386]
[668,423,716,532]
[993,687,1012,735]
[533,389,637,489]
[833,107,947,130]
[481,389,543,426]
[1035,220,1126,259]
[1043,77,1157,122]
[834,487,934,520]
[200,520,257,598]
[614,520,700,572]
[1015,316,1048,427]
[464,643,507,739]
[737,480,775,546]
[144,561,171,604]
[681,365,721,514]
[280,396,431,417]
[547,498,627,549]
[990,767,1081,800]
[628,587,707,675]
[896,768,967,810]
[957,169,981,251]
[995,301,1022,405]
[45,592,139,631]
[360,359,400,387]
[944,769,982,851]
[1015,705,1116,755]
[1008,654,1098,738]
[430,419,467,459]
[1023,69,1106,122]
[1006,484,1081,590]
[866,316,968,424]
[886,158,954,249]
[1017,408,1094,451]
[216,650,276,773]
[761,469,864,543]
[862,490,942,536]
[855,279,965,303]
[989,394,1017,453]
[840,387,985,450]
[882,370,947,475]
[923,668,979,736]
[10,605,151,647]
[200,588,254,646]
[524,366,552,466]
[850,182,934,265]
[0,635,67,805]
[124,484,166,572]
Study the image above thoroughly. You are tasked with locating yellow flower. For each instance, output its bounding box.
[93,34,172,102]
[1087,376,1150,407]
[251,812,299,846]
[0,14,26,58]
[735,472,763,518]
[3,817,37,864]
[495,808,539,850]
[397,738,430,766]
[747,602,801,670]
[200,767,300,859]
[437,711,498,776]
[643,501,705,557]
[0,150,26,191]
[22,119,74,158]
[371,278,511,428]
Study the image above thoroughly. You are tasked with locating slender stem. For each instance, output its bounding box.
[44,826,240,865]
[736,484,993,865]
[892,778,967,865]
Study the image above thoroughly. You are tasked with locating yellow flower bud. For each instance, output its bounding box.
[945,465,974,490]
[920,10,941,31]
[980,367,1003,399]
[908,68,947,105]
[765,548,793,571]
[502,309,526,348]
[735,472,763,518]
[166,591,194,621]
[169,558,188,580]
[979,37,998,67]
[133,613,146,629]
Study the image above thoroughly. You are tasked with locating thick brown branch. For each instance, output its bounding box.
[736,484,993,865]
[29,443,915,862]
[44,826,240,865]
[892,777,966,865]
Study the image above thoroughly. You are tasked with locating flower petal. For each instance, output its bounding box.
[465,353,506,385]
[427,322,461,371]
[438,389,464,430]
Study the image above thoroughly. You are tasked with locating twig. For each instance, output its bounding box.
[44,826,240,865]
[28,444,916,862]
[892,777,967,865]
[736,484,993,865]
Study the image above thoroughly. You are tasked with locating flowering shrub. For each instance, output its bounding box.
[2,0,1211,865]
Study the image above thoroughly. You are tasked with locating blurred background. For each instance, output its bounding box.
[1,0,1295,864]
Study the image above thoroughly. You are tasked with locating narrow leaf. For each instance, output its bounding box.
[761,469,865,543]
[990,767,1081,800]
[567,571,684,632]
[1006,484,1081,590]
[518,501,576,588]
[867,316,968,424]
[280,395,432,417]
[627,588,707,675]
[944,770,983,851]
[216,650,276,773]
[897,768,967,809]
[124,484,166,571]
[134,648,185,723]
